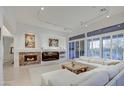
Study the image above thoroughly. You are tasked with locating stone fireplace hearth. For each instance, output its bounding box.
[19,52,41,66]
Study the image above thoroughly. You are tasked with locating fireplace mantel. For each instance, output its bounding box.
[42,49,66,52]
[17,48,41,52]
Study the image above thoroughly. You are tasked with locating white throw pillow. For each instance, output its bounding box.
[103,60,120,65]
[88,58,104,65]
[78,71,109,86]
[79,56,89,62]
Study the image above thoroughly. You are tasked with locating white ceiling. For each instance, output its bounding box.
[4,6,124,33]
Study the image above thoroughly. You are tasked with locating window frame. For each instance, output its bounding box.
[68,29,124,61]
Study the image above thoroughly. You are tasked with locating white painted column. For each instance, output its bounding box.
[0,7,4,85]
[84,32,87,56]
[13,34,19,67]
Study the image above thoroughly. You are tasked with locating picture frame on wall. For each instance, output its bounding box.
[49,38,59,47]
[25,34,35,48]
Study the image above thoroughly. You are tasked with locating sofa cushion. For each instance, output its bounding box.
[106,69,124,86]
[88,58,104,65]
[79,56,89,62]
[41,69,78,86]
[103,60,120,65]
[78,71,109,86]
[70,67,107,85]
[115,62,124,72]
[104,66,120,80]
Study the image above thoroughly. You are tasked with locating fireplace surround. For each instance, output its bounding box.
[19,52,41,65]
[42,52,59,61]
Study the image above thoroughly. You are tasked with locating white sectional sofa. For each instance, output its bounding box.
[76,56,120,66]
[41,56,124,86]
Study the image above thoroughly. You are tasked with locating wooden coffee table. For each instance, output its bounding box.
[61,62,88,74]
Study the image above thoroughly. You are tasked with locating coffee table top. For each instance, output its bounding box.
[62,62,88,71]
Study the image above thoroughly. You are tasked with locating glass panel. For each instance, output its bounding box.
[92,38,100,58]
[75,41,79,58]
[112,34,123,60]
[87,39,92,57]
[69,42,72,59]
[71,42,75,59]
[102,36,111,59]
[80,40,84,56]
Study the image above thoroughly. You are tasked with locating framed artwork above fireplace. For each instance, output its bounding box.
[25,33,35,48]
[49,38,59,47]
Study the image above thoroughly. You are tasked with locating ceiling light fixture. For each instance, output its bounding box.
[106,15,110,18]
[80,7,110,30]
[41,7,44,11]
[37,7,72,32]
[85,24,88,27]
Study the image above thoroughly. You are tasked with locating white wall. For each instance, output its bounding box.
[3,7,16,35]
[2,7,16,68]
[14,23,67,67]
[0,7,4,85]
[3,36,13,63]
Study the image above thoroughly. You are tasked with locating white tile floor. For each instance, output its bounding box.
[3,61,62,86]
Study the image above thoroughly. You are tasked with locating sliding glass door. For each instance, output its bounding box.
[87,39,92,57]
[112,34,123,60]
[102,36,111,59]
[92,38,100,58]
[69,42,75,59]
[75,41,79,58]
[71,42,75,59]
[69,32,124,61]
[69,42,72,59]
[87,38,100,58]
[69,39,85,59]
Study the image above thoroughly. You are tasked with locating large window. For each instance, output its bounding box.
[75,41,79,58]
[112,34,123,60]
[87,39,92,57]
[92,38,100,58]
[102,36,111,59]
[69,42,72,59]
[69,40,83,59]
[69,31,124,61]
[87,38,100,57]
[69,42,75,59]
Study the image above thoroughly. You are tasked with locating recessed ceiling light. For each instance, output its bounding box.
[106,15,110,18]
[41,7,44,10]
[85,25,88,27]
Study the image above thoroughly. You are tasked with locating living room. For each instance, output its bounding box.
[0,5,124,87]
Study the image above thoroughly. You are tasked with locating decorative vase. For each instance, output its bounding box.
[72,61,75,67]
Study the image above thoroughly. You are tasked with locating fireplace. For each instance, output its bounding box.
[42,52,59,61]
[24,55,37,62]
[19,52,41,66]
